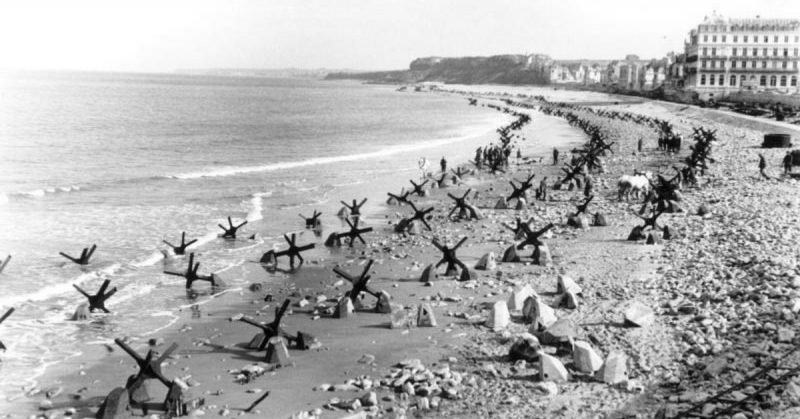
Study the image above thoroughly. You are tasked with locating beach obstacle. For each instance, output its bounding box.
[507,173,535,205]
[219,216,247,239]
[164,253,219,289]
[73,279,117,313]
[337,218,373,247]
[409,179,429,197]
[59,244,97,265]
[0,255,10,274]
[333,259,390,313]
[432,237,468,277]
[298,210,322,229]
[244,391,271,413]
[239,299,291,350]
[504,217,531,240]
[451,166,469,181]
[271,233,315,268]
[114,338,175,404]
[516,222,554,258]
[447,188,481,221]
[386,190,411,206]
[162,232,197,256]
[403,201,434,231]
[0,307,14,351]
[340,198,367,220]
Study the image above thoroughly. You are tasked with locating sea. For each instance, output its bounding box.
[0,71,586,403]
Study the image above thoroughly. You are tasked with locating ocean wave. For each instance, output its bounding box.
[5,185,82,201]
[0,263,123,308]
[170,124,503,180]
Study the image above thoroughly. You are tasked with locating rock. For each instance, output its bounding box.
[466,204,484,220]
[418,397,430,410]
[532,244,552,266]
[71,304,91,321]
[531,381,558,396]
[337,206,350,219]
[555,290,579,309]
[475,252,497,271]
[539,353,569,382]
[624,301,655,327]
[697,204,710,216]
[646,232,662,245]
[540,318,576,345]
[556,275,581,294]
[597,351,628,385]
[458,268,476,282]
[389,304,407,329]
[259,250,277,265]
[627,226,646,241]
[522,296,557,330]
[593,212,608,226]
[495,199,509,210]
[335,297,355,319]
[514,199,526,210]
[375,291,392,314]
[419,264,438,283]
[358,354,376,364]
[265,337,291,366]
[417,304,437,327]
[508,333,541,362]
[501,245,520,263]
[295,332,320,350]
[360,391,377,407]
[486,301,510,331]
[778,327,796,343]
[507,285,536,312]
[573,341,603,373]
[662,225,673,240]
[96,387,131,419]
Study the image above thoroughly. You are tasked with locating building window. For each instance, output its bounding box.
[794,61,798,69]
[774,35,779,42]
[703,35,708,42]
[732,61,737,68]
[712,35,717,42]
[764,36,768,43]
[792,76,797,86]
[753,48,757,56]
[763,48,768,56]
[702,47,707,56]
[730,75,736,86]
[722,35,726,42]
[751,61,756,68]
[719,75,724,86]
[760,75,767,86]
[773,61,777,69]
[774,48,778,56]
[744,35,749,42]
[763,61,767,69]
[710,60,716,68]
[794,48,798,56]
[780,76,787,86]
[733,48,738,56]
[796,36,799,43]
[784,48,789,57]
[770,75,777,86]
[710,75,715,85]
[785,35,790,43]
[742,61,746,68]
[701,60,707,68]
[783,61,788,69]
[712,48,716,56]
[740,75,746,85]
[743,48,748,56]
[701,74,706,85]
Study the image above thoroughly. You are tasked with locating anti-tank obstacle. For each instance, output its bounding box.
[238,299,291,350]
[164,253,220,289]
[261,233,315,268]
[332,259,390,313]
[73,279,117,313]
[326,219,373,247]
[219,217,248,239]
[59,244,97,265]
[432,237,468,277]
[298,210,322,229]
[163,232,197,256]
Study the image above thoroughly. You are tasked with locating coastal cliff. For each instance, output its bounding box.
[325,54,552,85]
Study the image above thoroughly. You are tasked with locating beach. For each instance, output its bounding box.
[4,81,800,419]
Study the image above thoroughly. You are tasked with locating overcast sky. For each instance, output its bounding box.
[1,0,800,73]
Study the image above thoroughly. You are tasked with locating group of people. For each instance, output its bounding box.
[758,151,795,179]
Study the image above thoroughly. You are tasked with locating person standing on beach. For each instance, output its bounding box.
[758,154,769,179]
[553,148,559,165]
[440,156,447,174]
[784,152,794,175]
[637,137,643,153]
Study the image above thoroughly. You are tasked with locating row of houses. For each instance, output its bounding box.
[543,14,800,99]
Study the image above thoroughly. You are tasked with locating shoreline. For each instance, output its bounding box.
[7,85,800,419]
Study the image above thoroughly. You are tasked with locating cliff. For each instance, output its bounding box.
[325,54,552,85]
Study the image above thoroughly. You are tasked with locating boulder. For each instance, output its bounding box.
[514,199,526,210]
[458,268,475,282]
[406,220,423,235]
[71,303,91,321]
[522,296,557,330]
[335,297,355,319]
[466,204,484,220]
[627,226,646,241]
[389,304,407,329]
[375,291,392,314]
[419,264,438,283]
[495,199,509,210]
[624,301,654,327]
[507,284,536,312]
[265,337,291,366]
[597,351,628,384]
[593,213,608,227]
[573,341,603,373]
[662,225,673,240]
[540,318,576,345]
[646,232,662,245]
[475,252,497,271]
[508,333,542,362]
[532,244,552,266]
[697,204,710,216]
[486,301,510,331]
[324,233,342,247]
[556,275,581,295]
[539,353,569,382]
[501,245,520,263]
[555,290,579,309]
[417,304,437,327]
[259,250,277,265]
[337,206,350,219]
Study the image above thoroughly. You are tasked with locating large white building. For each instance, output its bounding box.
[684,14,800,99]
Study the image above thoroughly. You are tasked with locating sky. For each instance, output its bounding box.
[1,0,800,73]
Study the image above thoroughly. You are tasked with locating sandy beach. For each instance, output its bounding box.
[7,85,800,419]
